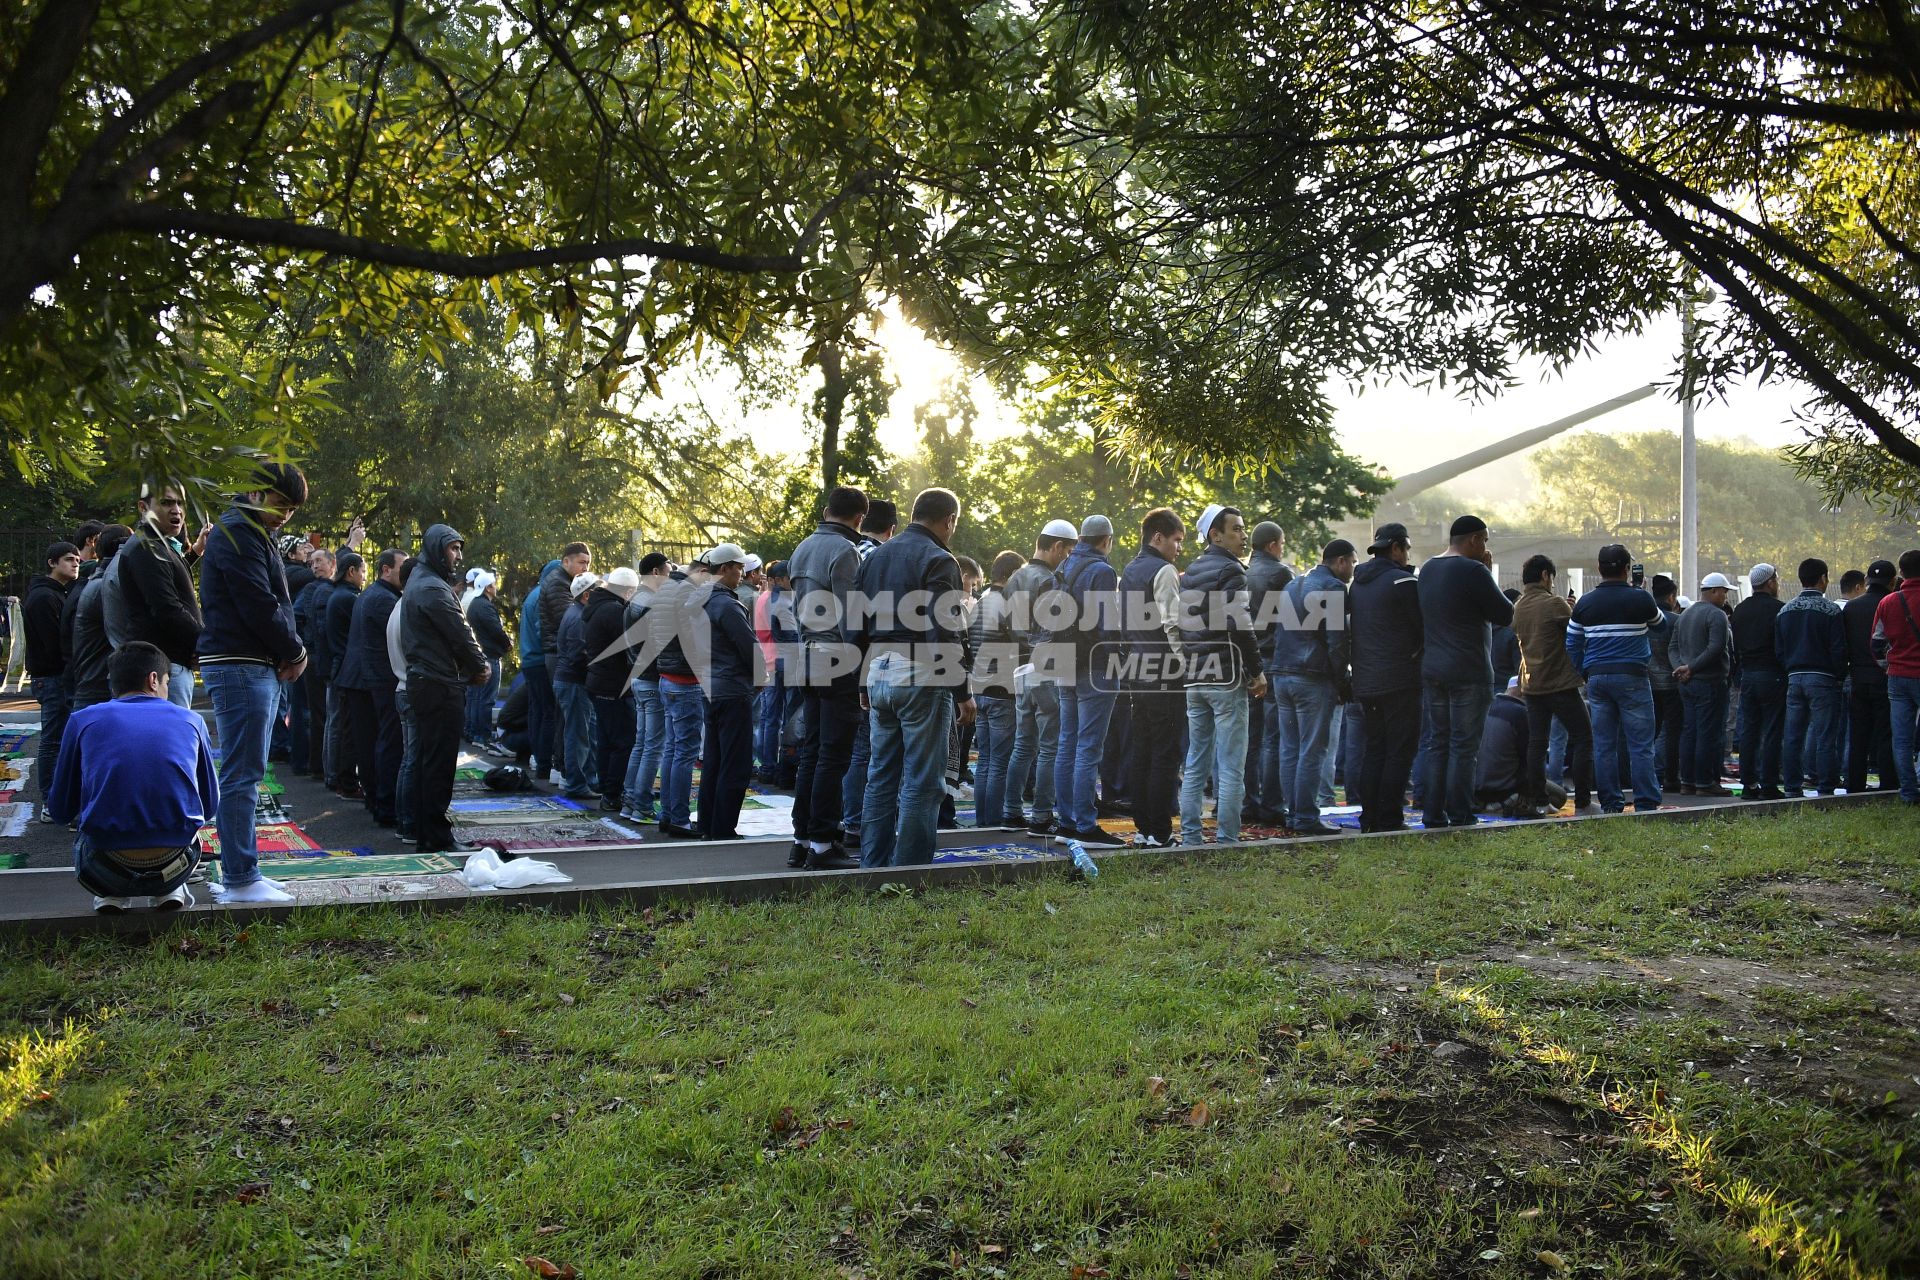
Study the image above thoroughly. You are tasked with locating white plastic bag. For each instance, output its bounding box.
[459,846,572,891]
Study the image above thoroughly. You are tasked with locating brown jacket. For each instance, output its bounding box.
[1512,582,1580,694]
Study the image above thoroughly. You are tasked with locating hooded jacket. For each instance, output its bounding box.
[196,506,304,669]
[1269,562,1351,685]
[400,524,487,689]
[582,587,635,699]
[1347,553,1422,698]
[1511,583,1580,695]
[336,577,403,693]
[520,560,558,668]
[105,519,202,668]
[23,573,71,676]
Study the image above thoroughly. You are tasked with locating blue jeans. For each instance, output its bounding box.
[465,657,500,742]
[1320,704,1344,807]
[1005,680,1061,824]
[32,673,71,804]
[1422,679,1494,826]
[1782,672,1844,795]
[623,678,665,814]
[843,714,871,836]
[972,694,1017,829]
[860,661,955,868]
[658,680,704,828]
[1270,675,1338,827]
[1589,673,1661,811]
[552,679,598,795]
[1180,684,1251,841]
[1889,675,1920,802]
[395,686,417,835]
[204,663,280,888]
[1738,670,1786,793]
[1054,675,1118,833]
[756,674,787,775]
[1258,683,1286,815]
[1678,678,1729,788]
[523,662,557,777]
[170,664,196,710]
[73,830,199,900]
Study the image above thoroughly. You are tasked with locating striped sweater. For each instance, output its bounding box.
[1566,580,1665,677]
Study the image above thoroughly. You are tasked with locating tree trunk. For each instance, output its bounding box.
[819,340,845,494]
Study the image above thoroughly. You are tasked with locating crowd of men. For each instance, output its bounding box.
[17,467,1920,912]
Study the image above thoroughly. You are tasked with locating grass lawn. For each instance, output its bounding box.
[4,806,1919,1279]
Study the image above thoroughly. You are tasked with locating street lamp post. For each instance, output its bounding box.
[1680,285,1715,594]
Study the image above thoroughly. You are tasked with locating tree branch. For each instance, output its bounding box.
[0,0,105,217]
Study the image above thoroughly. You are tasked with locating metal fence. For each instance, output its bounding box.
[0,528,68,603]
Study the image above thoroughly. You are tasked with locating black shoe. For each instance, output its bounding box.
[660,823,703,840]
[805,848,860,870]
[1076,825,1126,848]
[1027,818,1056,837]
[598,796,623,812]
[787,842,809,868]
[1292,819,1342,837]
[420,839,484,855]
[1095,798,1130,818]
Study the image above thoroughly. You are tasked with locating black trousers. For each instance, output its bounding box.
[1652,686,1682,787]
[1127,690,1186,842]
[593,691,636,808]
[1525,687,1594,809]
[411,679,465,851]
[793,671,862,843]
[1355,687,1421,831]
[1847,676,1894,791]
[698,695,754,839]
[305,673,329,778]
[364,683,403,823]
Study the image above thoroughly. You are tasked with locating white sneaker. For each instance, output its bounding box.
[92,896,132,914]
[1130,834,1166,848]
[153,885,194,911]
[213,879,295,904]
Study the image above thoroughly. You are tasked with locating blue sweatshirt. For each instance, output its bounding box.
[46,695,220,850]
[1567,580,1665,676]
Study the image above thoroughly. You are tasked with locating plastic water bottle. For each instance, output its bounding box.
[1067,839,1099,880]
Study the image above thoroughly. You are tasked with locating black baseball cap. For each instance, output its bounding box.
[1368,522,1410,553]
[1868,559,1897,583]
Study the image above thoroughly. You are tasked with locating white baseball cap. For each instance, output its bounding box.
[568,572,601,599]
[1041,519,1078,540]
[1699,572,1732,590]
[706,543,748,567]
[741,553,763,574]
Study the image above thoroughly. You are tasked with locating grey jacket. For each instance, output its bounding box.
[1673,601,1732,680]
[787,520,863,645]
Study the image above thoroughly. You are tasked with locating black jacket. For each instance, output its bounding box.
[324,581,361,681]
[702,582,762,700]
[1415,554,1512,686]
[110,521,203,668]
[285,562,316,601]
[196,507,304,668]
[1245,548,1294,665]
[336,578,403,692]
[58,560,96,674]
[582,588,634,698]
[1731,593,1785,677]
[1844,586,1892,682]
[69,571,116,703]
[24,573,71,676]
[537,560,576,658]
[1178,544,1260,689]
[400,524,487,689]
[297,579,334,675]
[1348,554,1423,698]
[466,593,511,660]
[553,599,590,684]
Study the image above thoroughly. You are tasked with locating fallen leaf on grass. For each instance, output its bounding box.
[771,1106,798,1135]
[960,997,978,1009]
[233,1181,270,1204]
[1518,1207,1543,1220]
[1536,1249,1567,1271]
[980,1243,1005,1256]
[1070,1266,1111,1278]
[1184,1101,1213,1128]
[520,1257,578,1279]
[1146,1075,1168,1098]
[535,1225,565,1237]
[260,999,283,1014]
[558,993,576,1006]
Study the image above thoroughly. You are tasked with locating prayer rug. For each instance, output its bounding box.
[0,731,34,756]
[448,795,586,815]
[210,852,457,883]
[194,822,320,857]
[932,842,1060,866]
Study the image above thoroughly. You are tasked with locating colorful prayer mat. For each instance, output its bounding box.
[194,822,320,857]
[447,795,586,814]
[933,842,1060,866]
[0,731,34,756]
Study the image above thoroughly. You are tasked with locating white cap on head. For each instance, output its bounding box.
[1749,562,1777,589]
[1079,514,1114,539]
[569,572,601,599]
[603,566,640,595]
[1676,594,1694,610]
[1196,503,1226,543]
[1700,572,1732,590]
[1041,518,1078,540]
[741,553,763,574]
[467,568,496,593]
[706,543,748,567]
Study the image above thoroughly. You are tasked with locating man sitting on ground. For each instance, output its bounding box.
[48,642,220,914]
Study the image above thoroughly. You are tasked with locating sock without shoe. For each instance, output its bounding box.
[216,879,295,904]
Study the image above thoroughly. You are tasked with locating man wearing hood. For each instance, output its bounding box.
[197,462,311,903]
[401,524,489,854]
[25,540,80,810]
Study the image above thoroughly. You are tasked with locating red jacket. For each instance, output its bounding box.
[1872,581,1920,679]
